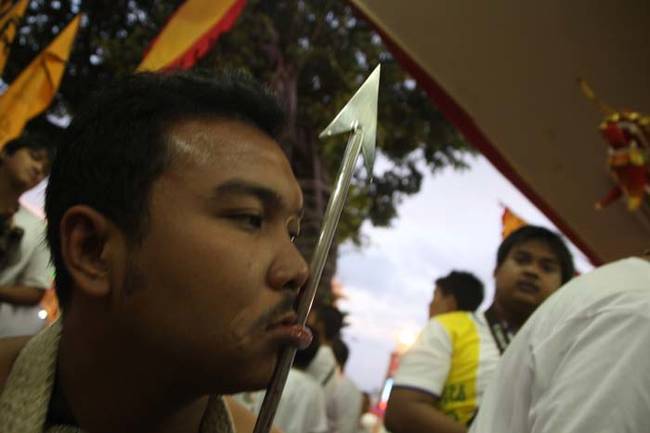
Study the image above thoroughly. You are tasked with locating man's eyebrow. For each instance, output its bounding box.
[212,179,302,215]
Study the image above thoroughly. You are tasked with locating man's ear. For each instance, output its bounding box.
[59,205,126,300]
[446,294,459,312]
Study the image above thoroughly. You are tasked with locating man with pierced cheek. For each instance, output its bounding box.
[0,71,313,433]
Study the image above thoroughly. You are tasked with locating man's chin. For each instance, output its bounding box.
[221,357,277,394]
[221,371,274,395]
[512,297,542,318]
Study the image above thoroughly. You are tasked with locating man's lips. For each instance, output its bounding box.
[516,280,540,294]
[267,313,313,350]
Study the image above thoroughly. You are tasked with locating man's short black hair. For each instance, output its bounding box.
[45,70,285,307]
[294,326,320,370]
[435,271,484,312]
[496,225,575,284]
[332,338,349,370]
[3,131,56,163]
[314,305,346,341]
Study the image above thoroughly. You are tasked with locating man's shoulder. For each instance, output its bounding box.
[0,336,30,390]
[433,310,473,323]
[291,368,321,390]
[531,257,650,327]
[431,311,476,333]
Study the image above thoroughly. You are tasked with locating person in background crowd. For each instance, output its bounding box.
[386,225,575,433]
[332,338,363,433]
[0,132,55,338]
[470,253,650,433]
[307,304,346,433]
[428,271,484,318]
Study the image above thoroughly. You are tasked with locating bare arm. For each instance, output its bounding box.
[224,396,284,433]
[0,285,45,305]
[385,388,466,433]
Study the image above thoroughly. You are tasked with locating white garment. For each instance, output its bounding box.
[233,369,328,433]
[306,345,340,433]
[333,373,363,433]
[0,206,53,338]
[306,345,338,394]
[470,257,650,433]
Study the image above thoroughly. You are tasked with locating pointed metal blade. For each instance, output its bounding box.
[319,64,380,178]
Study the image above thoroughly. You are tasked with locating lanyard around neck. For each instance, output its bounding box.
[483,308,512,355]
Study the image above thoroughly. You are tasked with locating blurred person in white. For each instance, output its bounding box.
[0,132,54,338]
[307,304,347,433]
[235,326,328,433]
[332,338,363,433]
[470,254,650,433]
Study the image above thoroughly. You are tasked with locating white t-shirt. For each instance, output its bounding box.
[233,369,328,433]
[392,311,501,424]
[306,345,340,433]
[470,257,650,433]
[0,206,53,338]
[333,373,363,433]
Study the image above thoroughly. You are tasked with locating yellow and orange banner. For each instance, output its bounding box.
[501,206,527,239]
[137,0,246,72]
[0,14,80,148]
[0,0,29,75]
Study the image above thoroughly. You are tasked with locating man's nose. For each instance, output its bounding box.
[521,261,541,279]
[34,162,45,178]
[268,242,309,292]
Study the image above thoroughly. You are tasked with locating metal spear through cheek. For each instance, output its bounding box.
[252,64,381,433]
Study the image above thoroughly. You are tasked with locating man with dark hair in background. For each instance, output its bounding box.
[471,252,650,433]
[332,338,363,433]
[386,225,575,433]
[0,132,55,338]
[428,271,484,318]
[0,71,313,433]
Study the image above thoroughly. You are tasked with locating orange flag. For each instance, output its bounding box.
[137,0,246,72]
[0,14,80,148]
[0,0,29,74]
[501,206,527,239]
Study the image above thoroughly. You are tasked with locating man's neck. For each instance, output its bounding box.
[55,311,210,433]
[487,302,525,333]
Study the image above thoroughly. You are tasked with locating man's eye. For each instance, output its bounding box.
[513,254,530,264]
[541,263,558,273]
[230,214,263,229]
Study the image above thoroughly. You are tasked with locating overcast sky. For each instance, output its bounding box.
[336,153,593,393]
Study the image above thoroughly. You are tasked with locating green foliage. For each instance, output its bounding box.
[202,0,473,245]
[2,0,472,247]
